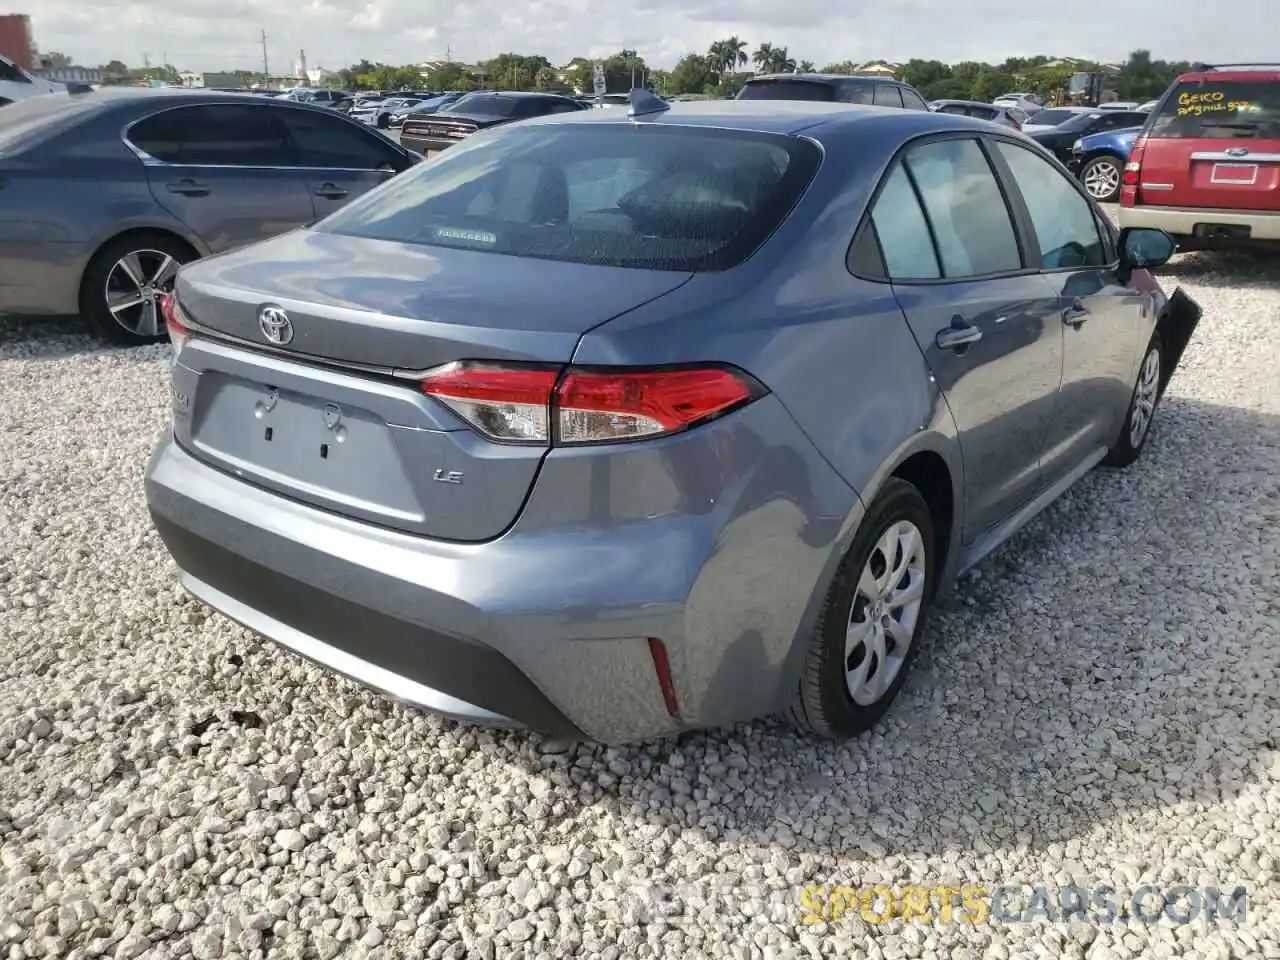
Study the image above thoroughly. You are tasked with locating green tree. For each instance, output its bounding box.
[421,62,477,92]
[820,61,859,75]
[753,43,796,74]
[708,36,747,80]
[668,53,716,96]
[797,60,816,72]
[899,59,952,91]
[598,49,648,93]
[485,53,552,91]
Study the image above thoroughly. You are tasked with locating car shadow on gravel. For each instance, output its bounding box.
[499,395,1279,864]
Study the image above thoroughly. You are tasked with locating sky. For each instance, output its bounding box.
[32,0,1275,74]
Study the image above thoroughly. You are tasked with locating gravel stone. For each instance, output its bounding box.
[1,234,1278,958]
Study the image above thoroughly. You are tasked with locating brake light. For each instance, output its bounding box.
[421,362,762,445]
[159,293,192,358]
[1123,135,1148,186]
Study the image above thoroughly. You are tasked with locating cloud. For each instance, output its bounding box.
[30,0,1274,72]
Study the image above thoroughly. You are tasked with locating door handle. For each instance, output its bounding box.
[1062,299,1090,327]
[935,317,983,351]
[314,183,348,199]
[165,179,209,196]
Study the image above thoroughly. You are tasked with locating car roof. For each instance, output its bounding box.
[461,90,577,100]
[746,73,907,86]
[932,99,1001,108]
[516,98,998,138]
[1175,67,1280,83]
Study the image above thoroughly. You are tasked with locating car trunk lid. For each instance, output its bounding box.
[1136,74,1280,210]
[169,229,692,541]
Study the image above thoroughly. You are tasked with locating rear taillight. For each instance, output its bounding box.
[421,362,763,445]
[159,293,191,358]
[1123,135,1148,186]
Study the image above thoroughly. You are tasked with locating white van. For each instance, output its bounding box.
[0,55,65,105]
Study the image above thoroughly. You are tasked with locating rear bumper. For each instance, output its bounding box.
[1118,204,1280,241]
[145,393,859,743]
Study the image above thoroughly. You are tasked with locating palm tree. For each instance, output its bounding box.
[798,60,816,72]
[753,43,775,72]
[725,36,748,74]
[768,47,797,73]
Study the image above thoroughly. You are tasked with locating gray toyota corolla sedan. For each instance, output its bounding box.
[145,94,1202,744]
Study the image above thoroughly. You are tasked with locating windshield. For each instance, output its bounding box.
[1028,109,1081,126]
[737,79,835,102]
[318,123,821,272]
[1148,80,1280,138]
[0,94,100,152]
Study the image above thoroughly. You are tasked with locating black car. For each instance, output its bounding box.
[399,92,587,157]
[736,73,931,110]
[1028,109,1150,165]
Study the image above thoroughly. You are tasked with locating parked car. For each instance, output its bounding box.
[993,92,1044,116]
[0,88,418,343]
[1137,99,1160,112]
[929,99,1026,129]
[389,91,466,127]
[353,96,424,129]
[0,53,65,105]
[1028,109,1151,165]
[1119,63,1280,250]
[1070,124,1143,202]
[737,73,930,109]
[147,95,1201,744]
[1020,106,1093,134]
[1098,101,1141,111]
[399,92,586,157]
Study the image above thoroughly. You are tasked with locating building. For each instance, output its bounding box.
[851,61,901,78]
[178,71,242,88]
[0,13,35,71]
[34,65,104,84]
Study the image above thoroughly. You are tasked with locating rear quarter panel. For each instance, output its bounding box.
[571,122,966,708]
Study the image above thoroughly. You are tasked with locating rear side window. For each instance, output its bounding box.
[318,124,820,272]
[874,84,905,108]
[129,104,292,166]
[837,83,876,105]
[738,80,835,102]
[278,109,402,169]
[868,164,940,280]
[904,139,1022,278]
[1148,80,1280,138]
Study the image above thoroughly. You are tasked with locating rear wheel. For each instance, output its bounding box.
[80,233,195,346]
[790,479,936,739]
[376,113,391,129]
[1080,155,1122,203]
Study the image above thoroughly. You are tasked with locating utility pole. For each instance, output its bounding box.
[260,30,269,77]
[446,43,451,64]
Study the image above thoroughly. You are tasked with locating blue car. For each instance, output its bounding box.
[1070,125,1143,203]
[147,93,1201,744]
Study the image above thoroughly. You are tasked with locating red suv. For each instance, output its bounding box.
[1119,63,1280,249]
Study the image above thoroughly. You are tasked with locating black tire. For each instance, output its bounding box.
[80,232,196,346]
[789,478,937,739]
[376,113,390,129]
[1103,331,1163,468]
[1079,155,1123,203]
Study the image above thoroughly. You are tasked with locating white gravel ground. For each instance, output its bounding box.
[1,246,1278,960]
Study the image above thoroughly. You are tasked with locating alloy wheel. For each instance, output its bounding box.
[104,249,180,338]
[845,520,927,706]
[1129,346,1161,448]
[1083,159,1121,201]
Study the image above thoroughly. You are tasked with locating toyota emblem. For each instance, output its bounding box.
[258,304,293,345]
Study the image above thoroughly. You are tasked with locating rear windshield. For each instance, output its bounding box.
[737,79,835,102]
[1028,109,1081,126]
[449,95,523,118]
[319,123,821,272]
[1148,80,1280,138]
[0,94,100,152]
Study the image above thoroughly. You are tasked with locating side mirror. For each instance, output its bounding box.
[1118,227,1176,277]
